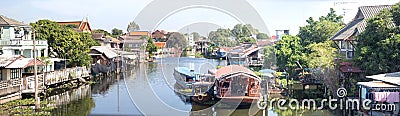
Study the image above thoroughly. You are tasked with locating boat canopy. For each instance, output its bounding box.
[215,65,260,81]
[174,67,200,76]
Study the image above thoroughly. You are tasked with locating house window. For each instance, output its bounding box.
[11,69,21,79]
[14,50,20,55]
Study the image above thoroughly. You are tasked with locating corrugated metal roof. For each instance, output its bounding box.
[5,58,45,68]
[0,55,22,67]
[366,72,400,86]
[330,5,392,41]
[90,46,118,59]
[357,81,399,88]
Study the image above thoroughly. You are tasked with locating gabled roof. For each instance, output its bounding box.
[215,65,258,79]
[0,55,23,67]
[356,5,392,32]
[57,18,92,33]
[6,58,45,68]
[330,5,392,41]
[0,15,30,27]
[330,19,363,41]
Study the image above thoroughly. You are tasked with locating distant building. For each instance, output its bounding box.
[128,31,151,40]
[91,33,120,49]
[0,15,48,58]
[187,33,195,46]
[330,5,392,59]
[275,30,289,41]
[151,30,167,42]
[57,17,92,33]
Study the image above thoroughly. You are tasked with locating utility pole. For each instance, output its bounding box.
[33,29,40,110]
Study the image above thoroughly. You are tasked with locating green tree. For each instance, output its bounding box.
[111,28,123,37]
[263,45,276,69]
[305,41,337,69]
[298,8,344,47]
[256,33,269,40]
[65,24,79,28]
[191,32,201,41]
[127,21,140,32]
[355,9,400,75]
[30,20,97,67]
[391,2,400,26]
[92,29,111,36]
[231,24,258,43]
[166,32,188,49]
[208,28,237,47]
[145,36,157,55]
[275,35,307,72]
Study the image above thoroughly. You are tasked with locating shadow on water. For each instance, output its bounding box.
[47,57,336,115]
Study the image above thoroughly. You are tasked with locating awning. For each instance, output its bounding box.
[366,72,400,86]
[90,46,118,59]
[6,58,45,68]
[357,81,399,88]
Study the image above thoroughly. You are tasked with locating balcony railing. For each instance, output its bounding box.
[0,40,47,46]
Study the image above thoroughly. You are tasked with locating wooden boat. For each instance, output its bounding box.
[190,73,216,105]
[213,65,262,105]
[173,67,200,89]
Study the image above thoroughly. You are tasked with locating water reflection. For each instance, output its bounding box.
[48,84,94,116]
[48,57,335,115]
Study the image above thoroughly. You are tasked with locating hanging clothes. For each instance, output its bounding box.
[361,87,367,99]
[386,92,399,102]
[374,92,389,102]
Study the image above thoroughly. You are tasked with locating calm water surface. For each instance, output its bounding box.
[52,57,335,116]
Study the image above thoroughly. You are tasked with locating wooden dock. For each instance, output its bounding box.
[0,66,91,104]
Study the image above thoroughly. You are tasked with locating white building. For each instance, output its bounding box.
[187,33,195,46]
[0,15,48,58]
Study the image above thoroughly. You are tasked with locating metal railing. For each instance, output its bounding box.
[0,40,47,46]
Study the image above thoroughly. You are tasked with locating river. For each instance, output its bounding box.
[50,57,335,116]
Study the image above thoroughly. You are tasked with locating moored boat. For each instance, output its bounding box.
[173,67,200,89]
[213,65,262,105]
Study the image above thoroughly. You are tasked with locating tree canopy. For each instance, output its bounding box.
[208,28,237,47]
[274,8,343,74]
[166,32,187,49]
[298,8,344,47]
[275,35,307,71]
[231,24,258,43]
[355,8,400,75]
[92,29,111,36]
[256,33,269,40]
[111,28,123,37]
[127,21,140,32]
[145,36,157,55]
[30,19,98,67]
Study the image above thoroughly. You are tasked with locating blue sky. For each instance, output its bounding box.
[1,0,399,36]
